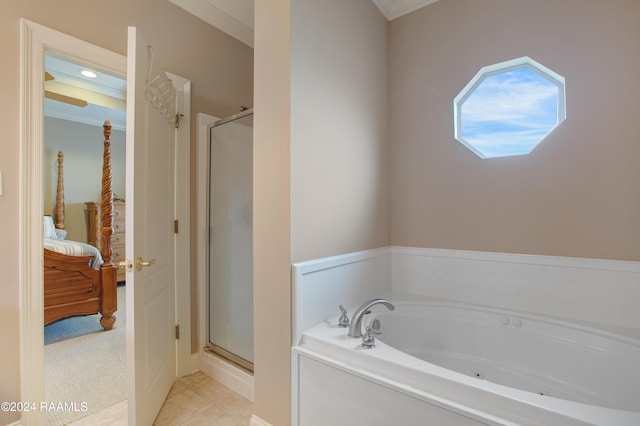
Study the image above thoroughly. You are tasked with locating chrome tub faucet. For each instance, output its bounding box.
[347,298,395,338]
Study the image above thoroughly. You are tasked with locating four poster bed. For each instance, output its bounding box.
[43,120,118,331]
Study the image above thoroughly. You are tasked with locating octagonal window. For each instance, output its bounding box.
[454,57,566,159]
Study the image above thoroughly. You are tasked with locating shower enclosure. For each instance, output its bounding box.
[207,109,253,371]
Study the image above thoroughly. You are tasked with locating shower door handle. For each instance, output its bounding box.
[136,257,156,271]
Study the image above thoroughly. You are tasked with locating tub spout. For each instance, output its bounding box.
[347,298,395,338]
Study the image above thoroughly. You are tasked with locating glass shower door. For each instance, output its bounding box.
[208,111,253,370]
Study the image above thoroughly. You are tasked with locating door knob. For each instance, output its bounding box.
[135,257,156,271]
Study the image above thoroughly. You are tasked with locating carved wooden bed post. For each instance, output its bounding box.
[99,120,117,330]
[55,151,65,229]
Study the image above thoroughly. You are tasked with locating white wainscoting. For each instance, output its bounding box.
[390,246,640,330]
[293,245,640,342]
[291,247,392,345]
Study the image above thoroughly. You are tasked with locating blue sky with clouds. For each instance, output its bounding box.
[460,66,559,158]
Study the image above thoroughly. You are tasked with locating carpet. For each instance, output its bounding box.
[44,285,127,425]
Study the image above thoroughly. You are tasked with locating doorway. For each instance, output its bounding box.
[20,20,192,425]
[42,52,128,425]
[43,52,127,424]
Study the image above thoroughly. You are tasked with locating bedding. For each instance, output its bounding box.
[43,215,101,268]
[43,239,103,269]
[43,215,67,240]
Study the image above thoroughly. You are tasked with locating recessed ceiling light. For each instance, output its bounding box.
[81,70,97,78]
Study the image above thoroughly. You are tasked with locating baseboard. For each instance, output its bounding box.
[250,415,273,426]
[199,349,254,402]
[190,352,200,375]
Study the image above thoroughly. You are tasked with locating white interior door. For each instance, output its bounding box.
[126,26,177,425]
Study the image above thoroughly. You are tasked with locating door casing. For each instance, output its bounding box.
[19,19,191,425]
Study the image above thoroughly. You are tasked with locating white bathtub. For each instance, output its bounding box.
[292,292,640,426]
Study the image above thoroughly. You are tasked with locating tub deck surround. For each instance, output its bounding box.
[294,310,640,426]
[291,247,640,426]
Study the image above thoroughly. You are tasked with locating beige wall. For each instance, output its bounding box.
[0,2,252,423]
[389,0,640,261]
[253,1,291,424]
[290,0,390,263]
[253,0,389,424]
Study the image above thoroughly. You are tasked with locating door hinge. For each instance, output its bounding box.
[175,325,180,339]
[175,112,184,129]
[174,219,179,234]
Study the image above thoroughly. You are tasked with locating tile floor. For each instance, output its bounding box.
[69,371,253,426]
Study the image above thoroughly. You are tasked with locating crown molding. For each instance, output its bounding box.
[168,0,254,48]
[372,0,441,20]
[44,108,127,132]
[169,0,441,46]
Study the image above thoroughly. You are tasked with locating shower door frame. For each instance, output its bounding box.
[205,108,254,373]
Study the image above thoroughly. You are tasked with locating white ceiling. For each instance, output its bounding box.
[44,54,127,131]
[372,0,442,20]
[169,0,255,47]
[168,0,441,48]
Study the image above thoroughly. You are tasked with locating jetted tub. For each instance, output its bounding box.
[292,292,640,426]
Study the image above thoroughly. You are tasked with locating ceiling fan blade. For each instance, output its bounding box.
[44,90,89,108]
[44,72,88,107]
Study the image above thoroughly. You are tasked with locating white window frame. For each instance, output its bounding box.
[453,56,566,159]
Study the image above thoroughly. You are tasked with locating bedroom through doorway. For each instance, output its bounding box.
[42,52,128,425]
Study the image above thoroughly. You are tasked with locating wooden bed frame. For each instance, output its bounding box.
[43,120,118,331]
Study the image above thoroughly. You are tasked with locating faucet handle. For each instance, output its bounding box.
[370,319,382,334]
[361,326,377,349]
[338,305,349,328]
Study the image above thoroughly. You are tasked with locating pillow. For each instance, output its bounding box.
[55,229,68,240]
[43,216,57,240]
